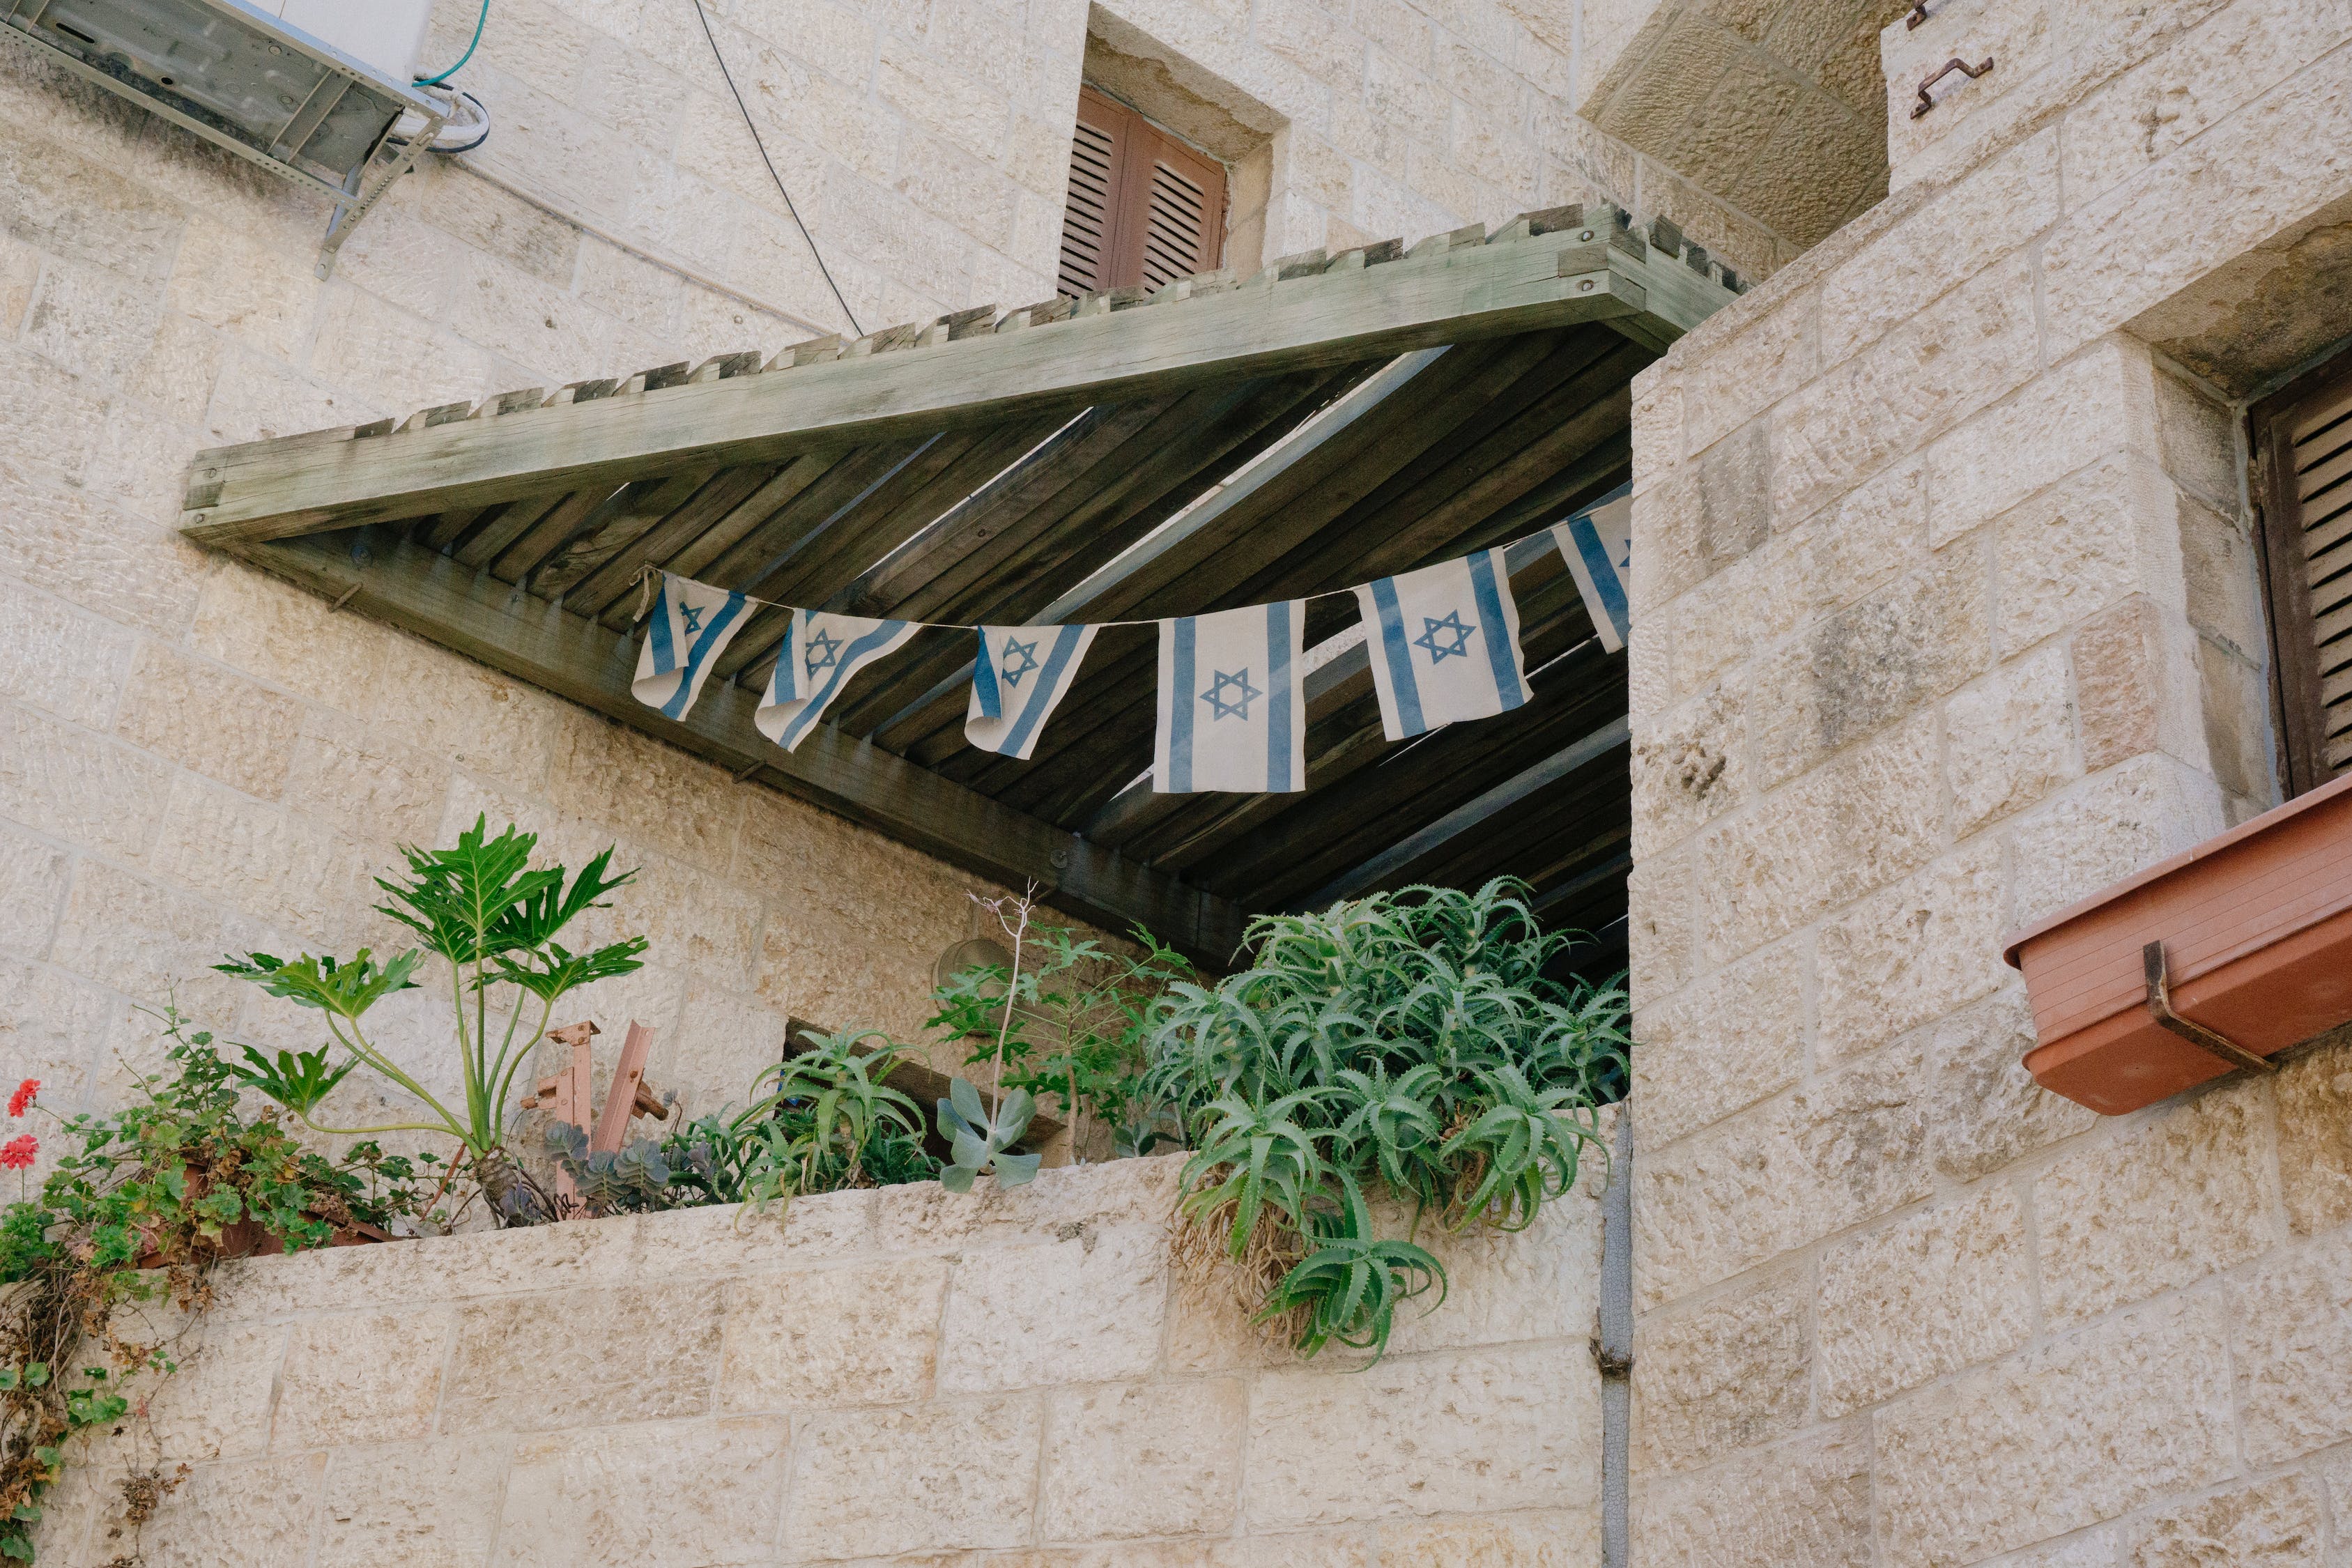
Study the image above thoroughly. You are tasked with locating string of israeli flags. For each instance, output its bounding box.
[630,488,1632,795]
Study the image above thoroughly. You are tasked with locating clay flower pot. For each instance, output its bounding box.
[2003,771,2352,1114]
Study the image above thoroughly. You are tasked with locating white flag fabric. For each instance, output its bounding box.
[755,609,920,751]
[1352,548,1530,741]
[632,573,751,721]
[967,624,1097,760]
[1553,490,1633,653]
[1153,601,1305,793]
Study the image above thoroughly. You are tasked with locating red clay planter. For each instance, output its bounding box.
[2003,771,2352,1114]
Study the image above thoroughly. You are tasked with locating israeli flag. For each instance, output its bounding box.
[1352,548,1529,742]
[755,609,919,751]
[631,573,750,720]
[1553,489,1633,653]
[967,624,1097,760]
[1153,601,1305,794]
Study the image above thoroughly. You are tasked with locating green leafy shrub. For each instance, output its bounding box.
[1141,878,1628,1361]
[926,898,1194,1165]
[217,817,647,1224]
[0,1011,433,1561]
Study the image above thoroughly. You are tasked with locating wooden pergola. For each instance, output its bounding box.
[180,203,1736,965]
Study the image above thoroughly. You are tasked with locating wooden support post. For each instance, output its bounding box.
[590,1021,658,1153]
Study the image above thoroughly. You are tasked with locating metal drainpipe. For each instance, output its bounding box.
[1599,1105,1634,1567]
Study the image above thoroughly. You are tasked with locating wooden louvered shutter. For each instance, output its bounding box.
[1057,86,1226,297]
[2254,351,2352,796]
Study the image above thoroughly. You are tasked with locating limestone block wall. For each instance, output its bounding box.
[1622,1,2352,1562]
[34,1155,1606,1566]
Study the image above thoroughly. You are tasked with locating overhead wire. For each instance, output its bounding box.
[415,0,489,85]
[686,0,865,337]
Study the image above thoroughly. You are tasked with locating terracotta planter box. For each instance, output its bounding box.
[2003,772,2352,1114]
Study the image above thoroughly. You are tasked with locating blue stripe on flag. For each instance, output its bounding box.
[778,620,909,750]
[1464,549,1526,712]
[1001,624,1082,759]
[1367,576,1424,737]
[660,592,746,719]
[1567,516,1630,641]
[647,583,677,677]
[1266,601,1293,791]
[971,629,1002,721]
[1169,616,1196,794]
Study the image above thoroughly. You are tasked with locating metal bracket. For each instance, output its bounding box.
[2142,941,2280,1075]
[1912,56,1994,118]
[1905,2,1932,26]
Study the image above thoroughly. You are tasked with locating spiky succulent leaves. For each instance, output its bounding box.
[224,1043,358,1116]
[935,1075,1040,1187]
[1437,1064,1601,1230]
[729,1029,933,1207]
[1259,1179,1445,1360]
[1177,1089,1328,1261]
[214,948,420,1022]
[486,938,651,1004]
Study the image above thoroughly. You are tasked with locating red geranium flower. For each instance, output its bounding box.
[0,1135,38,1170]
[8,1079,37,1117]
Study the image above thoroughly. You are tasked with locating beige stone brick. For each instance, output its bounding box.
[1768,253,2039,532]
[167,218,322,360]
[2034,1083,2274,1326]
[1630,422,1771,608]
[1946,646,2080,835]
[420,164,585,286]
[718,1256,946,1411]
[0,702,171,864]
[788,1395,1042,1558]
[280,714,452,846]
[1631,941,1808,1150]
[123,309,226,426]
[1923,983,2098,1183]
[114,643,304,801]
[1820,128,2058,368]
[443,1283,722,1433]
[23,254,165,385]
[2045,29,2352,360]
[1631,1268,1808,1477]
[1682,286,1819,457]
[1817,1186,2032,1417]
[2235,1225,2352,1466]
[1038,1378,1246,1541]
[0,591,134,727]
[0,123,185,284]
[1876,1293,2236,1567]
[2274,1035,2352,1235]
[544,708,741,875]
[937,1224,1166,1393]
[137,1452,326,1568]
[149,772,383,937]
[367,636,563,797]
[1928,344,2159,557]
[318,1437,510,1568]
[1748,544,1989,792]
[1634,1038,1935,1307]
[0,343,109,491]
[0,231,35,334]
[1374,1509,1601,1567]
[497,1417,786,1568]
[1697,711,1944,965]
[1625,845,1693,1004]
[1629,365,1685,480]
[2073,596,2169,773]
[2007,753,2226,928]
[1631,1422,1873,1568]
[147,1321,286,1463]
[0,824,69,959]
[2176,489,2264,663]
[273,1309,451,1451]
[1383,1178,1604,1356]
[2123,1474,2323,1568]
[1630,671,1745,858]
[1247,1346,1597,1527]
[1815,838,2008,1064]
[203,349,382,445]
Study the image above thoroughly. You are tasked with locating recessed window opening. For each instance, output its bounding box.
[1058,84,1228,296]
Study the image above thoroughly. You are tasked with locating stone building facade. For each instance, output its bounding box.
[3,0,2352,1562]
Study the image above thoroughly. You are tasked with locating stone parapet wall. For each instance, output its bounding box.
[36,1155,1605,1566]
[1622,0,2352,1562]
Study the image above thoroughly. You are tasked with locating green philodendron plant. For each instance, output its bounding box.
[1142,877,1629,1362]
[217,817,647,1222]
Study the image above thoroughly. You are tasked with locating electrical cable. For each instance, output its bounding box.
[687,0,863,337]
[415,0,489,86]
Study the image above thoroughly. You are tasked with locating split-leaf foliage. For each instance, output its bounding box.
[1141,879,1627,1361]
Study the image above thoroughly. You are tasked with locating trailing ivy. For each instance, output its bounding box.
[1141,878,1627,1361]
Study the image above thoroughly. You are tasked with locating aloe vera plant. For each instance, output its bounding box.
[1142,877,1627,1360]
[217,817,647,1222]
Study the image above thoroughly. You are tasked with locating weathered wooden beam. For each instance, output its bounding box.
[182,226,1712,546]
[224,528,1249,964]
[1296,714,1632,909]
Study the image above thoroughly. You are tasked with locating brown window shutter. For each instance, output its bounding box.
[1057,86,1226,296]
[2253,349,2352,796]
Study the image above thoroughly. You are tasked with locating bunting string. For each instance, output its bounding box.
[627,487,1631,793]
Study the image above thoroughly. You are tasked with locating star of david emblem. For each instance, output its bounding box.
[1201,667,1261,722]
[997,636,1040,689]
[679,603,706,634]
[803,626,845,678]
[1413,609,1478,663]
